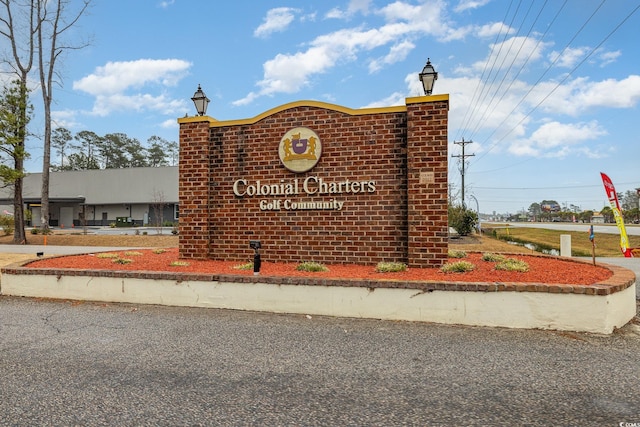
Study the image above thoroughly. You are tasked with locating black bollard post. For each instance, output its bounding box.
[253,250,261,275]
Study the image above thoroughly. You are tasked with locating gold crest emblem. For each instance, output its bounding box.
[279,127,322,173]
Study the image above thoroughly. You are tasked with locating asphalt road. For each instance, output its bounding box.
[1,297,639,426]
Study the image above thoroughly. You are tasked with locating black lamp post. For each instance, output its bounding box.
[419,58,438,95]
[191,84,210,116]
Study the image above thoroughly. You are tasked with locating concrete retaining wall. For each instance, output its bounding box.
[1,266,636,334]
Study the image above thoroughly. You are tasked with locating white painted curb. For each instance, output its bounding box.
[1,271,635,334]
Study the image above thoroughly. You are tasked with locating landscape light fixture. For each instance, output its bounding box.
[250,240,262,275]
[419,58,438,95]
[191,84,210,116]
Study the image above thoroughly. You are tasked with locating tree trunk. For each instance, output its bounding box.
[12,164,26,244]
[40,101,51,229]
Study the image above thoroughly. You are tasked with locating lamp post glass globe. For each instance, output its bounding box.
[419,58,438,95]
[191,84,210,116]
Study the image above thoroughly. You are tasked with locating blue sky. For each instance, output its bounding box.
[22,0,640,215]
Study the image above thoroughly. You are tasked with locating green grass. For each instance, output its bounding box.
[485,225,640,257]
[233,262,254,270]
[375,262,407,273]
[97,252,120,259]
[441,261,475,273]
[448,250,467,258]
[481,252,506,262]
[495,258,529,272]
[296,261,329,272]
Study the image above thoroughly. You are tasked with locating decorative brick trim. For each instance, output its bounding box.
[2,260,632,296]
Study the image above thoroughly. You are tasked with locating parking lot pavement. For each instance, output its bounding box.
[0,297,639,426]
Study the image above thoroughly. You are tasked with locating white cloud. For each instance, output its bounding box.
[548,46,589,69]
[348,0,372,15]
[160,118,178,129]
[325,7,346,20]
[368,40,415,73]
[72,59,192,116]
[454,0,491,13]
[472,36,549,73]
[596,49,621,66]
[508,120,607,158]
[476,22,512,38]
[91,93,185,117]
[325,0,371,19]
[235,0,450,105]
[361,91,406,108]
[254,7,298,38]
[51,109,81,130]
[537,75,640,116]
[74,59,191,95]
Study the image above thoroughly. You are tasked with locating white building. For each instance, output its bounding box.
[0,167,178,227]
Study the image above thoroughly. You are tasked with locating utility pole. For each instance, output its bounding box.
[452,138,474,208]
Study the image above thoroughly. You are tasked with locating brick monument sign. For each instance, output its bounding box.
[178,95,449,267]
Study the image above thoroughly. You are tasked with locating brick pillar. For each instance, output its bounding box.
[178,118,211,259]
[406,95,449,268]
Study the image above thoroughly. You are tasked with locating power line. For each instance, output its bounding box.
[475,181,639,190]
[471,0,609,163]
[456,0,516,140]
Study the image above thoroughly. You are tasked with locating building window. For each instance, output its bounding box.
[174,204,179,220]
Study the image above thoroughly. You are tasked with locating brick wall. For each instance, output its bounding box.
[179,97,449,267]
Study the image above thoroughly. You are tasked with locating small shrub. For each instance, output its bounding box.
[296,261,329,272]
[0,214,14,236]
[441,261,476,273]
[30,228,40,235]
[448,205,478,236]
[109,222,116,228]
[112,258,133,265]
[97,252,120,259]
[124,251,143,256]
[233,262,254,270]
[495,258,529,272]
[482,252,506,262]
[375,262,407,273]
[142,231,148,235]
[152,248,166,254]
[448,250,467,258]
[170,260,190,267]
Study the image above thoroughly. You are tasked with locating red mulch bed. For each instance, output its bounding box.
[23,248,613,285]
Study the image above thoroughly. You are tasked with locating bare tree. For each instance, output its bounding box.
[150,189,167,235]
[37,0,91,230]
[0,0,37,243]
